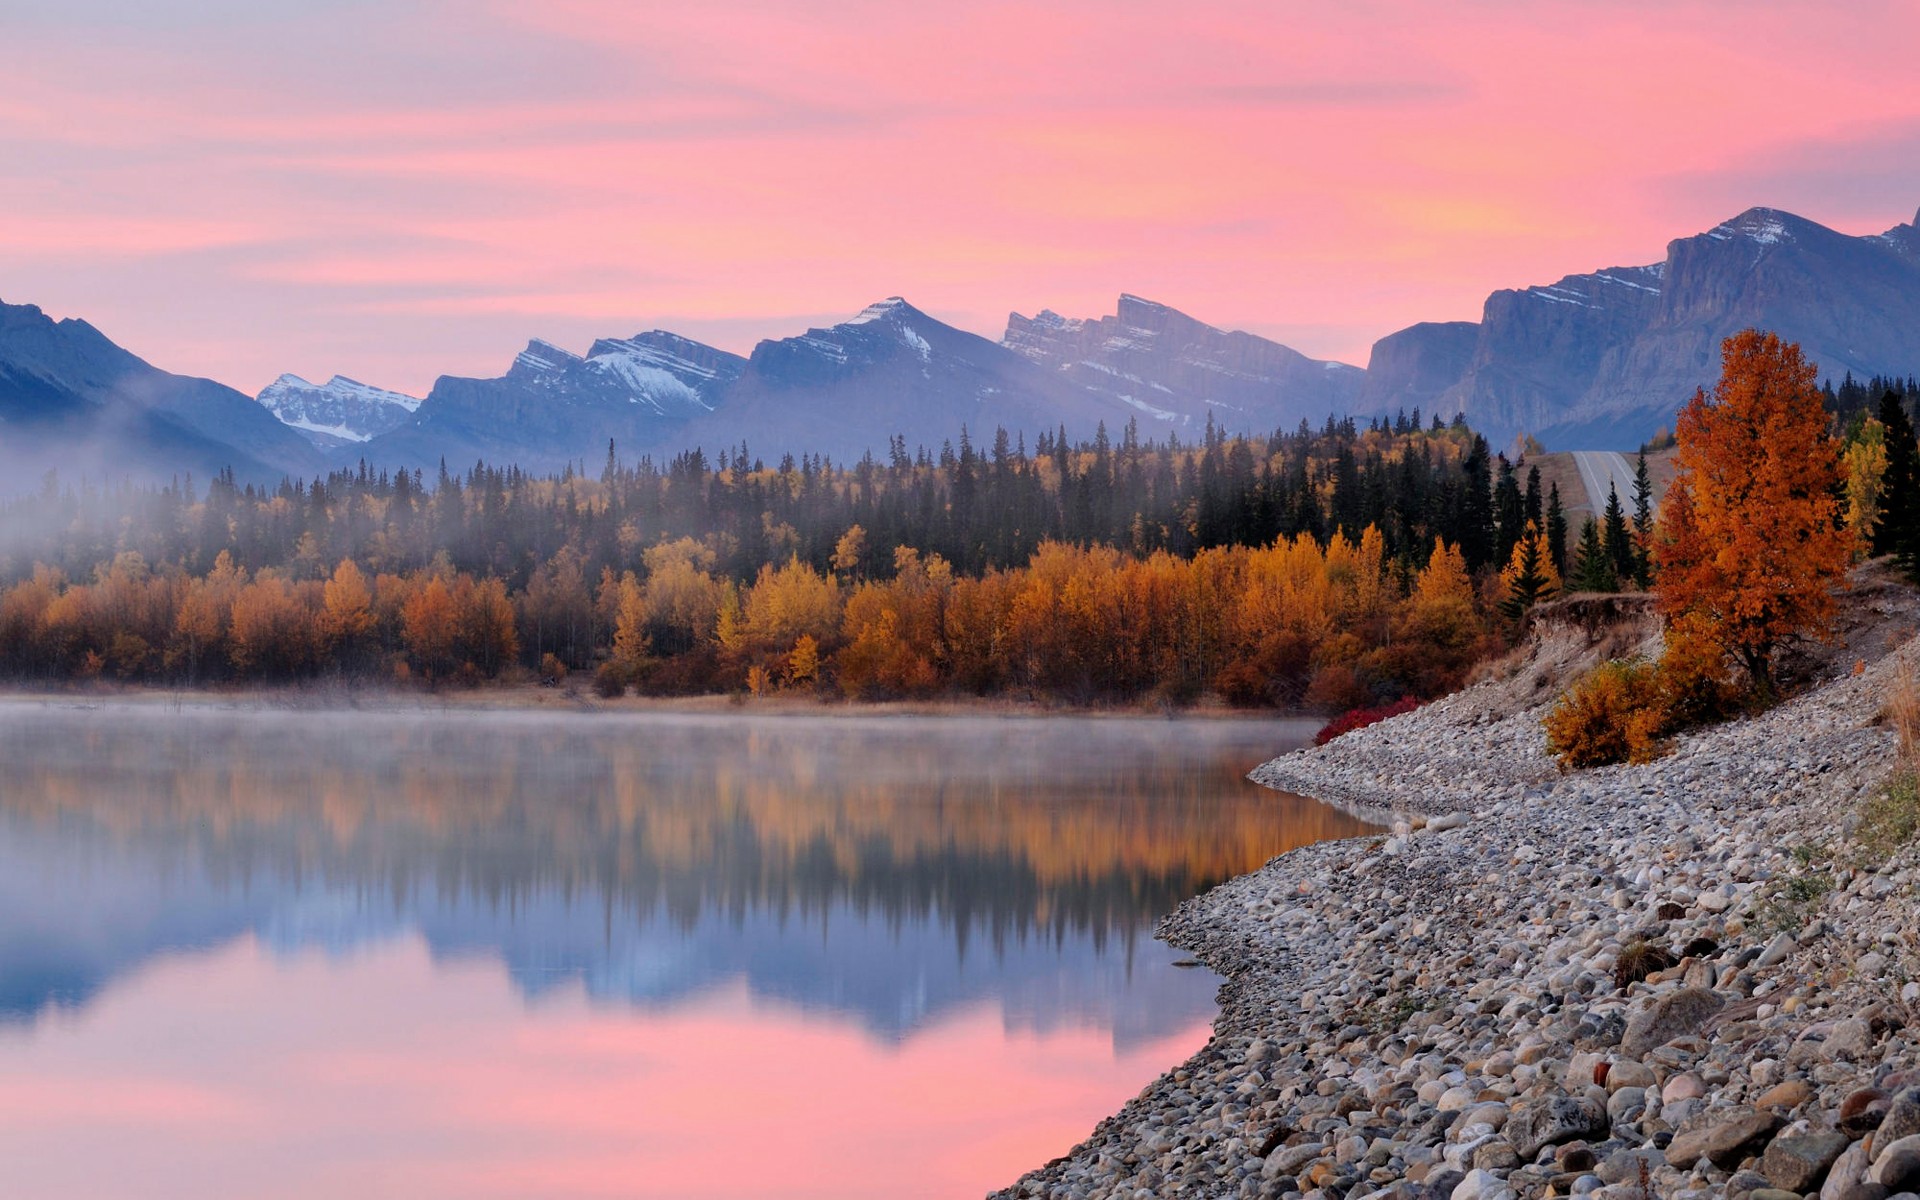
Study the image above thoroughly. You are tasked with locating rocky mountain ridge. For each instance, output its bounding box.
[1364,205,1920,448]
[1004,294,1365,431]
[0,299,319,484]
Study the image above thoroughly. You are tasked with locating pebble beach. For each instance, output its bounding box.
[997,577,1920,1200]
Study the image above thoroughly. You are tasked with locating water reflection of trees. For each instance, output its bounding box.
[1,710,1372,947]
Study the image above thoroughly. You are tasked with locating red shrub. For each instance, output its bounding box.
[1313,696,1420,745]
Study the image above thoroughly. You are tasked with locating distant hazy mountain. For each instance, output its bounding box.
[667,297,1117,463]
[0,299,319,485]
[255,374,421,448]
[1365,205,1920,448]
[1004,294,1364,432]
[361,330,746,473]
[345,296,1354,471]
[1356,321,1480,419]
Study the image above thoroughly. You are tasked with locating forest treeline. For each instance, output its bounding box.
[0,414,1552,706]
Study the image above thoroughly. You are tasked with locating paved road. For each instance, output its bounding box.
[1571,450,1640,515]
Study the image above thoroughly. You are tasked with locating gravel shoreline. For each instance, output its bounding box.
[995,581,1920,1200]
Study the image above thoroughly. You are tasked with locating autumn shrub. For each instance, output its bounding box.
[591,661,627,699]
[1655,611,1739,728]
[1547,609,1750,771]
[1212,630,1313,708]
[634,645,726,696]
[1151,669,1206,708]
[1210,660,1269,708]
[1313,697,1420,745]
[1543,658,1666,768]
[1303,663,1371,713]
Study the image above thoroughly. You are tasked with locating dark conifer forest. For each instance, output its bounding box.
[0,413,1560,705]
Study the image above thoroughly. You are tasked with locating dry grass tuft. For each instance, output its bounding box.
[1857,661,1920,866]
[1888,661,1920,764]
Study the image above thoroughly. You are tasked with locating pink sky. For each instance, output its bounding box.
[5,0,1919,397]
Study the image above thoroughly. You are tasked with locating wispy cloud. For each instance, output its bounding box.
[0,0,1917,396]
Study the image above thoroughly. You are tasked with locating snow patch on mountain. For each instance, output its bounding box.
[900,325,932,363]
[589,355,708,411]
[588,333,732,382]
[1119,395,1179,421]
[1003,295,1365,431]
[1707,208,1798,248]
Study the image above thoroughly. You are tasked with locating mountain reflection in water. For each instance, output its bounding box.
[0,702,1370,1199]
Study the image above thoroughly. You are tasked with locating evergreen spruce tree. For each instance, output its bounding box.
[1874,390,1920,570]
[1570,517,1617,592]
[1498,521,1557,622]
[1631,450,1654,586]
[1603,484,1634,585]
[1524,465,1543,528]
[1459,436,1496,570]
[1545,482,1568,575]
[1494,455,1524,566]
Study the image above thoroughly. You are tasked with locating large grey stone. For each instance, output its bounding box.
[1450,1167,1514,1200]
[1264,1141,1325,1178]
[1621,987,1725,1057]
[1509,1095,1610,1159]
[1820,1139,1885,1200]
[1596,1146,1663,1184]
[1878,1089,1920,1151]
[1793,1019,1876,1066]
[1869,1134,1920,1190]
[1764,1129,1852,1192]
[1665,1106,1784,1170]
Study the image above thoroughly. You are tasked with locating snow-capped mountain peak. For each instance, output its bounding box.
[255,373,422,447]
[845,296,912,326]
[1002,295,1364,430]
[1704,206,1810,249]
[510,339,582,378]
[844,298,936,362]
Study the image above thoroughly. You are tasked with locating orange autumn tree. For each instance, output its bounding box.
[1654,330,1852,692]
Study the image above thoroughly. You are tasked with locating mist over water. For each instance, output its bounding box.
[0,702,1368,1198]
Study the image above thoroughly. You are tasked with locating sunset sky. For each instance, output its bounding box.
[6,0,1920,398]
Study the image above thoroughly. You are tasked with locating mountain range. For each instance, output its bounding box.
[2,202,1917,484]
[332,294,1360,473]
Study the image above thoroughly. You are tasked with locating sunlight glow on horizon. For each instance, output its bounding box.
[3,1,1919,396]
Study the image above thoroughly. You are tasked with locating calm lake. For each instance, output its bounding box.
[0,701,1369,1199]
